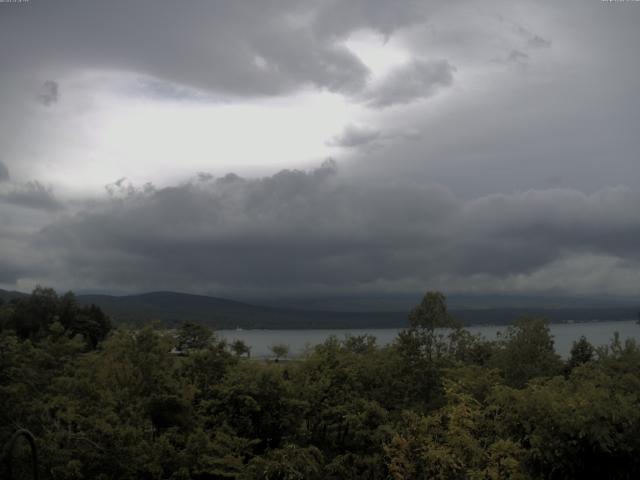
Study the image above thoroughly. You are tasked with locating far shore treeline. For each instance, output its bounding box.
[1,287,638,330]
[1,287,640,479]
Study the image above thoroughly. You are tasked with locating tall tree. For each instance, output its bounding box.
[231,339,251,358]
[176,321,213,352]
[491,317,563,388]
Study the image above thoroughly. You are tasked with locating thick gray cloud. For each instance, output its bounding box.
[344,2,640,198]
[8,164,634,297]
[364,59,455,108]
[0,181,63,212]
[0,260,30,284]
[36,80,59,106]
[0,0,425,99]
[1,0,640,299]
[33,163,455,292]
[0,162,9,182]
[505,50,529,64]
[313,0,426,39]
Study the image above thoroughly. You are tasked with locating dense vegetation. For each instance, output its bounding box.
[1,288,640,479]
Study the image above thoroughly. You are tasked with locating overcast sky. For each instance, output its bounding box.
[1,0,639,299]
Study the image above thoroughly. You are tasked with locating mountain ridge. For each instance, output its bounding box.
[2,289,639,329]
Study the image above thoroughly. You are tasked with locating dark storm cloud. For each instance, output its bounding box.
[36,80,59,106]
[312,0,426,39]
[0,262,22,284]
[37,163,457,291]
[1,0,640,297]
[446,188,640,275]
[364,59,455,108]
[29,165,640,295]
[1,181,63,212]
[0,0,427,99]
[0,260,31,284]
[351,0,640,198]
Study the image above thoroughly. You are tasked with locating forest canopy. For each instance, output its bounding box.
[1,288,639,479]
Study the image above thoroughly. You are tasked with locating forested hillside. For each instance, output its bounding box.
[3,289,637,329]
[1,288,640,479]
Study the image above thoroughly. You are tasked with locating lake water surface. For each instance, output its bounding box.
[218,320,640,358]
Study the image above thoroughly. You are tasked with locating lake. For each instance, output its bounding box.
[218,320,640,358]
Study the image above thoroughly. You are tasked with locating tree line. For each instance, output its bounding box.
[1,288,639,479]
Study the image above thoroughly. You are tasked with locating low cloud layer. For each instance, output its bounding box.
[0,164,633,297]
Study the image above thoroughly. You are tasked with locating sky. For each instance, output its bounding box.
[1,0,640,300]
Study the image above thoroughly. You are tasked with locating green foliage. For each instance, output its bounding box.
[177,321,213,352]
[241,444,324,480]
[568,335,595,369]
[490,365,640,479]
[269,343,289,360]
[490,317,564,388]
[205,362,303,453]
[231,339,251,358]
[2,289,640,479]
[1,287,111,349]
[408,291,459,330]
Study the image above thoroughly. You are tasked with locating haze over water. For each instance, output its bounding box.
[219,320,640,359]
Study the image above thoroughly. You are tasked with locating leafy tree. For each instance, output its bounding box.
[490,317,563,388]
[408,291,459,330]
[392,291,465,409]
[384,389,526,480]
[400,291,462,361]
[2,288,110,349]
[342,334,377,354]
[180,340,237,403]
[241,444,324,480]
[8,286,59,341]
[176,321,212,352]
[145,393,194,432]
[208,362,303,452]
[270,343,290,360]
[491,366,640,479]
[448,328,497,366]
[72,304,112,349]
[568,335,595,369]
[231,338,251,358]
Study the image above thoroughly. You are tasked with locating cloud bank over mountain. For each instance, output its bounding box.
[1,162,635,297]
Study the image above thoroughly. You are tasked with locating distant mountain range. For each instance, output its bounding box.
[2,288,639,329]
[245,293,640,312]
[75,291,409,329]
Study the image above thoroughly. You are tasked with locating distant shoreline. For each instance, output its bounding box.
[216,318,639,332]
[3,288,638,330]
